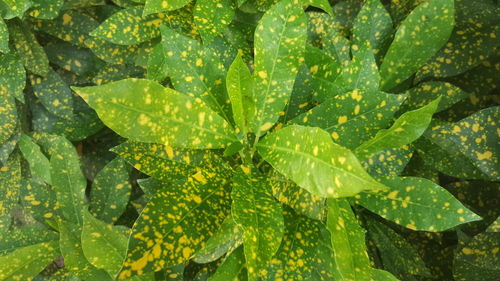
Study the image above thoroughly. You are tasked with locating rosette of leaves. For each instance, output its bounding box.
[1,0,499,280]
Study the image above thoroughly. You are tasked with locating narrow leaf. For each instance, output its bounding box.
[18,134,52,185]
[0,241,59,280]
[227,54,255,135]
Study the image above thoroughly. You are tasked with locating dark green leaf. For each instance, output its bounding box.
[0,53,25,102]
[19,134,52,184]
[0,241,59,280]
[194,0,235,43]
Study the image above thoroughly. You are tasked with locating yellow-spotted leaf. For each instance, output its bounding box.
[0,0,32,18]
[72,78,237,149]
[89,158,132,224]
[160,26,232,122]
[59,220,113,281]
[419,107,499,180]
[257,125,387,198]
[82,209,128,278]
[355,97,440,161]
[194,0,235,43]
[352,0,393,64]
[252,0,307,136]
[143,0,192,16]
[379,0,455,91]
[292,89,406,149]
[326,198,371,281]
[0,53,25,102]
[18,134,52,185]
[262,209,324,281]
[119,172,232,279]
[0,241,59,280]
[207,246,247,281]
[49,135,87,225]
[303,44,342,102]
[27,0,64,19]
[0,153,21,229]
[0,18,8,53]
[354,176,481,231]
[193,215,243,264]
[231,170,284,281]
[30,70,74,119]
[226,54,255,136]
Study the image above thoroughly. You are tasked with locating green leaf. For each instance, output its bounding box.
[49,135,87,225]
[193,215,243,264]
[226,54,254,136]
[418,0,500,79]
[0,225,58,255]
[89,158,132,224]
[364,145,414,177]
[231,170,284,281]
[326,198,371,281]
[379,0,455,91]
[257,125,387,198]
[354,176,481,231]
[27,0,64,19]
[292,89,406,150]
[72,78,237,149]
[419,107,499,180]
[269,171,325,220]
[143,0,192,16]
[0,153,21,229]
[44,41,103,76]
[370,269,400,281]
[252,0,307,136]
[207,247,247,281]
[262,210,325,281]
[304,44,342,102]
[160,26,232,122]
[30,70,74,119]
[0,241,59,280]
[453,231,500,281]
[58,221,113,281]
[0,92,17,147]
[398,81,468,114]
[18,134,52,185]
[355,97,440,161]
[337,44,381,94]
[21,178,59,222]
[366,218,430,278]
[0,18,8,53]
[194,0,235,43]
[0,0,32,18]
[91,8,167,45]
[0,53,25,102]
[7,21,48,77]
[33,10,99,48]
[82,209,128,278]
[302,0,332,16]
[352,0,393,64]
[119,171,232,278]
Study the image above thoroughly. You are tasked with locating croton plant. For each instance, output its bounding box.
[0,0,498,280]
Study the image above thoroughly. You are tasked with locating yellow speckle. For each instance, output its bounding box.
[338,116,348,124]
[192,194,202,204]
[134,163,142,170]
[165,145,174,159]
[476,151,492,160]
[258,71,267,79]
[62,13,72,25]
[184,76,193,82]
[331,132,339,140]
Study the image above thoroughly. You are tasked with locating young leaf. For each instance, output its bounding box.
[257,125,387,198]
[81,209,128,278]
[252,0,307,136]
[379,0,455,90]
[194,0,236,43]
[72,78,237,149]
[89,158,132,224]
[231,170,284,281]
[354,176,481,231]
[292,89,406,149]
[49,135,87,225]
[326,198,371,281]
[0,241,59,280]
[119,172,232,278]
[160,26,232,122]
[18,134,52,185]
[355,97,440,161]
[227,54,255,136]
[352,0,393,63]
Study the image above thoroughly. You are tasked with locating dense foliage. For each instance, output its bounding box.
[0,0,499,280]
